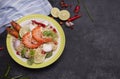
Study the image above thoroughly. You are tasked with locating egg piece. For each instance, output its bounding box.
[42,44,53,52]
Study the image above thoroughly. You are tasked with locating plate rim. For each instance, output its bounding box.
[6,14,66,69]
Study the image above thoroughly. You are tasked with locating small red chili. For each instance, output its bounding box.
[16,51,20,55]
[68,14,82,22]
[41,50,46,54]
[32,20,46,28]
[0,47,4,51]
[53,28,57,33]
[74,5,80,13]
[50,26,53,29]
[74,0,80,14]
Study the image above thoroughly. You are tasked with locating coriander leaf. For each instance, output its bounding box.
[27,57,34,65]
[45,52,53,58]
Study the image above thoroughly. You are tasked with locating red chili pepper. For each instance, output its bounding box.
[74,0,80,14]
[74,5,80,13]
[68,14,82,22]
[32,20,46,28]
[41,50,46,54]
[0,47,4,51]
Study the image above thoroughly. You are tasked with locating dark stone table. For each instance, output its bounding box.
[0,0,120,79]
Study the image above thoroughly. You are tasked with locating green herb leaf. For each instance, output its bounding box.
[11,75,23,79]
[29,49,35,56]
[4,65,10,77]
[21,48,27,58]
[45,52,53,58]
[43,30,57,38]
[27,57,34,65]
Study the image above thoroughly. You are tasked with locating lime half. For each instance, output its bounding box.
[51,7,60,18]
[58,10,70,21]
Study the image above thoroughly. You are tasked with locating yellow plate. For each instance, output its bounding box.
[6,14,65,69]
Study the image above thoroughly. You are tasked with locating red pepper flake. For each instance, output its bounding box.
[53,28,57,33]
[16,51,20,55]
[0,47,4,51]
[41,50,46,54]
[32,20,46,28]
[54,41,58,45]
[50,26,53,29]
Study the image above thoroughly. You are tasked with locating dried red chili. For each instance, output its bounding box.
[74,0,80,14]
[68,14,82,22]
[32,20,46,28]
[41,50,46,54]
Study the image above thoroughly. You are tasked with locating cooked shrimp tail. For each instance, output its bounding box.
[22,32,41,49]
[6,27,19,38]
[10,20,21,32]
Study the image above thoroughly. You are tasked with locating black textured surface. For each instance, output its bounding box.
[0,0,120,79]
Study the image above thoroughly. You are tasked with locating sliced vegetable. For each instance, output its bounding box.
[34,52,46,64]
[34,48,46,64]
[51,7,60,18]
[58,10,70,21]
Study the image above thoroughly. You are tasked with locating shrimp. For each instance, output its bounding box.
[10,21,21,32]
[6,27,19,38]
[22,32,41,49]
[32,26,52,43]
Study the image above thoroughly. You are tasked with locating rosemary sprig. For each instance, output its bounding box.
[0,65,30,79]
[11,75,23,79]
[82,0,94,22]
[4,65,11,77]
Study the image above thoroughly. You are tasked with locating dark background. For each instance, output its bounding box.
[0,0,120,79]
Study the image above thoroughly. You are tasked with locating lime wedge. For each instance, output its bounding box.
[58,10,70,21]
[19,26,30,38]
[51,7,60,18]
